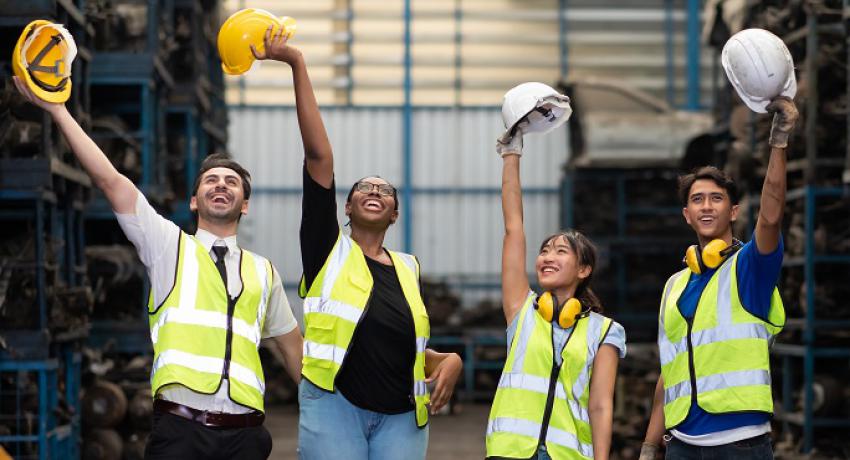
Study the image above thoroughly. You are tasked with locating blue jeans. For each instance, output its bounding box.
[297,379,429,460]
[665,434,773,460]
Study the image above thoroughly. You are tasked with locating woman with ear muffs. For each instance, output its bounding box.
[485,126,626,460]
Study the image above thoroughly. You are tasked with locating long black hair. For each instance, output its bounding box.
[539,229,603,313]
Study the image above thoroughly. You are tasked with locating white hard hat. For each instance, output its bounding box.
[501,82,572,137]
[721,28,796,113]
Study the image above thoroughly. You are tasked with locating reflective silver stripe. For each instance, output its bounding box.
[716,257,733,326]
[498,372,550,394]
[414,380,428,396]
[511,292,537,371]
[486,417,539,439]
[321,234,353,299]
[546,425,595,458]
[416,337,428,353]
[486,418,591,458]
[303,297,362,324]
[303,340,347,366]
[178,236,201,310]
[150,308,260,346]
[665,369,771,402]
[229,360,265,393]
[252,255,271,335]
[570,314,606,399]
[152,349,222,375]
[497,374,590,424]
[396,252,419,277]
[661,322,771,366]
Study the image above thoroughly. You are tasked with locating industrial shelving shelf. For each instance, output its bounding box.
[772,184,850,453]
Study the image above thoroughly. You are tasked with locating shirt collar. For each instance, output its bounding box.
[194,228,239,254]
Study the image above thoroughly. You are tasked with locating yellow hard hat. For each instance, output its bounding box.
[218,9,297,75]
[12,20,77,103]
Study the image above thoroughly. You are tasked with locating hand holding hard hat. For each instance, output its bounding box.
[12,20,77,104]
[497,82,572,157]
[218,9,297,75]
[722,28,800,148]
[721,28,796,113]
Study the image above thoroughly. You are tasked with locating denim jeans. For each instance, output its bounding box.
[297,379,429,460]
[666,434,773,460]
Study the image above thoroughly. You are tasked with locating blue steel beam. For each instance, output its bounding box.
[402,0,414,253]
[685,0,701,110]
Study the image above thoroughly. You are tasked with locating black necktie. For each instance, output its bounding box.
[212,245,228,287]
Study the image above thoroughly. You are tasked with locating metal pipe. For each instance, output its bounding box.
[685,0,701,110]
[402,0,413,253]
[664,0,675,106]
[559,0,569,78]
[805,11,818,185]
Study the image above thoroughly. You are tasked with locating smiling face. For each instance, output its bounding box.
[345,177,398,229]
[535,234,591,293]
[682,179,739,243]
[190,166,248,225]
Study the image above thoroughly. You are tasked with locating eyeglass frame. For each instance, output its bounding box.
[353,181,396,197]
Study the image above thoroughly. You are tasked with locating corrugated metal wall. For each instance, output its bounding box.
[229,106,568,315]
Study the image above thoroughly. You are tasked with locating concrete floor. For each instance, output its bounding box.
[265,403,489,459]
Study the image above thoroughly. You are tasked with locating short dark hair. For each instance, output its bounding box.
[677,166,738,206]
[346,176,399,211]
[192,153,252,200]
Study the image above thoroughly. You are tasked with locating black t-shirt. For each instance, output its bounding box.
[300,165,416,413]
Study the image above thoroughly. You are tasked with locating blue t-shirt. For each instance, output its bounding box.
[674,236,784,435]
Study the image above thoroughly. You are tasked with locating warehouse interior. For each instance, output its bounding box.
[0,0,848,459]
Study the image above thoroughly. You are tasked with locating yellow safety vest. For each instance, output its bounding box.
[486,293,613,460]
[658,251,785,429]
[148,233,273,412]
[298,232,431,427]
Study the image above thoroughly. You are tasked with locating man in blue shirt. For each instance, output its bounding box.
[640,96,799,460]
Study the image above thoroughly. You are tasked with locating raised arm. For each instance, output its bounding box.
[13,77,137,214]
[755,97,798,254]
[498,133,531,325]
[251,25,333,187]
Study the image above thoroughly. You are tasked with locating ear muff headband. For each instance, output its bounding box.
[535,292,589,329]
[684,239,742,274]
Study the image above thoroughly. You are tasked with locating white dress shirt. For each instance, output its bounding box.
[116,192,297,413]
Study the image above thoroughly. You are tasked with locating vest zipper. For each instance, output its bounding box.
[222,296,236,380]
[538,322,575,447]
[685,317,698,406]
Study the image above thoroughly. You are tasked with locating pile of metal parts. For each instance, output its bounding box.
[0,0,228,457]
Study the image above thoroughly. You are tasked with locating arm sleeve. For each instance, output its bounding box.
[601,321,627,358]
[262,265,299,338]
[736,236,784,321]
[300,164,341,291]
[114,192,181,307]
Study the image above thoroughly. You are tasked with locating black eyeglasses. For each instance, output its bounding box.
[354,181,395,197]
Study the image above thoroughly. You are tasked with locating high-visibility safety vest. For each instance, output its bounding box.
[658,251,785,429]
[298,232,431,427]
[486,293,613,460]
[148,233,273,412]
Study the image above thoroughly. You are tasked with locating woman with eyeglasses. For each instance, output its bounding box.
[256,28,462,460]
[485,129,626,460]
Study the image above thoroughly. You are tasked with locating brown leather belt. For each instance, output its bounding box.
[153,399,264,428]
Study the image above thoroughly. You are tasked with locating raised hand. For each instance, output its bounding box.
[12,76,65,116]
[766,96,799,148]
[250,24,301,66]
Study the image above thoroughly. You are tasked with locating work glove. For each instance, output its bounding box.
[765,96,799,148]
[638,442,660,460]
[496,129,523,157]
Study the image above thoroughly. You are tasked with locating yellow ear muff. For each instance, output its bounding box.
[684,244,703,274]
[684,239,741,274]
[535,291,555,322]
[558,297,583,329]
[702,239,730,269]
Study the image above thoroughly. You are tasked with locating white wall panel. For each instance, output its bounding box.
[230,106,566,309]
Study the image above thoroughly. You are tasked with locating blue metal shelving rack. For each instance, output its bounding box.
[772,186,850,453]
